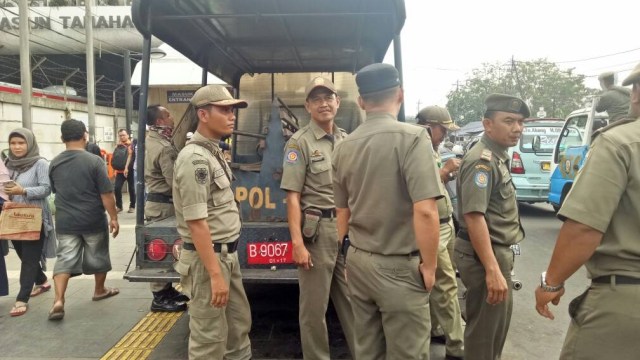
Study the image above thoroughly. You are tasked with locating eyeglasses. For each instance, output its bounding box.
[308,94,336,105]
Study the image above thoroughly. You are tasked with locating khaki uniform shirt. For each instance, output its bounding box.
[145,130,177,196]
[332,112,443,255]
[434,151,454,219]
[457,135,524,246]
[173,131,241,244]
[558,117,640,279]
[596,86,631,123]
[280,121,346,209]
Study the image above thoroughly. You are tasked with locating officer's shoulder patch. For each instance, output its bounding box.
[192,159,208,166]
[480,149,493,161]
[475,164,491,171]
[285,149,300,164]
[194,167,208,185]
[474,170,489,188]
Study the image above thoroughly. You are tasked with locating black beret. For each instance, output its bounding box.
[484,93,530,118]
[356,63,400,96]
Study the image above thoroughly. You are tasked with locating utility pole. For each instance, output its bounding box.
[416,99,422,114]
[85,0,96,140]
[19,0,32,129]
[124,49,133,135]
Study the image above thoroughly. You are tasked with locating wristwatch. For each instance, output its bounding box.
[540,271,564,292]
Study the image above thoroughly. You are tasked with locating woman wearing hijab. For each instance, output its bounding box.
[4,128,56,317]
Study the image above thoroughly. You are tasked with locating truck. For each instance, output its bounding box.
[546,98,608,212]
[124,0,407,284]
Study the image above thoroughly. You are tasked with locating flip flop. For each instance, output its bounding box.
[10,302,28,317]
[30,283,52,297]
[48,304,65,321]
[92,287,120,301]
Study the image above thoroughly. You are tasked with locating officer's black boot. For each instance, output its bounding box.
[150,286,188,313]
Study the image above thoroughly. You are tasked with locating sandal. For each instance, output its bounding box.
[10,302,28,317]
[30,282,52,297]
[48,303,65,321]
[92,287,120,301]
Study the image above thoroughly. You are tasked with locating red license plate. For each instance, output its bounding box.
[247,241,293,265]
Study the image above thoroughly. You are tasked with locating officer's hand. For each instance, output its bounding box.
[109,218,120,238]
[419,263,436,292]
[123,169,129,178]
[210,273,229,308]
[293,242,313,270]
[443,158,461,173]
[534,286,565,320]
[485,269,508,304]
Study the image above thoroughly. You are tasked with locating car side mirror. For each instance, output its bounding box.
[532,135,541,153]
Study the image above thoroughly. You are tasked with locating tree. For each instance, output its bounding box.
[446,59,599,126]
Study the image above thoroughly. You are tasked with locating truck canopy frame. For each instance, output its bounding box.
[132,0,406,88]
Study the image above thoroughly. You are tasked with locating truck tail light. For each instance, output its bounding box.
[172,239,184,260]
[511,152,525,174]
[147,238,169,261]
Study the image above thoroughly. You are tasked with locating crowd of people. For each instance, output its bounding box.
[1,60,638,360]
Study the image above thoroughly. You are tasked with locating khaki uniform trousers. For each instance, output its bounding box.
[346,245,430,360]
[298,218,355,360]
[429,220,464,357]
[560,280,640,360]
[455,239,514,360]
[145,201,175,292]
[178,245,252,360]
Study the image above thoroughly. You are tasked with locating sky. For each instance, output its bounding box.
[390,0,640,116]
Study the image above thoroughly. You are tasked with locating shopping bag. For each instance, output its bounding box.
[0,202,42,241]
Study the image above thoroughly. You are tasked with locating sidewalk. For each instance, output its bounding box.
[0,211,151,359]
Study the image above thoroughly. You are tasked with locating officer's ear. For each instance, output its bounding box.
[304,99,312,114]
[357,96,365,110]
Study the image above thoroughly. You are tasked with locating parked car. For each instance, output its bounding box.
[510,118,565,203]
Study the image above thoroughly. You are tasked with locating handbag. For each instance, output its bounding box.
[0,202,43,241]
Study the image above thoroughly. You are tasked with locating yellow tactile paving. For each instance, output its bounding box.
[101,311,184,360]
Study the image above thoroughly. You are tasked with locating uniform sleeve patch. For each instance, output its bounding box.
[192,159,208,166]
[194,167,208,184]
[475,164,491,171]
[285,149,300,164]
[474,171,489,188]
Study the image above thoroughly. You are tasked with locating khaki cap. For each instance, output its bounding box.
[598,71,615,81]
[190,85,248,108]
[305,77,337,99]
[622,62,640,86]
[416,105,460,131]
[485,93,530,118]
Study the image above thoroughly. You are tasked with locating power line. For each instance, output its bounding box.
[554,48,640,64]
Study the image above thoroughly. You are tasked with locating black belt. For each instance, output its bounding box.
[350,243,419,257]
[592,275,640,285]
[147,192,173,204]
[320,208,336,218]
[456,230,511,248]
[182,240,239,253]
[439,216,451,224]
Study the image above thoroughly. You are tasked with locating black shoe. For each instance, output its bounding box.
[445,354,464,360]
[150,298,187,313]
[160,286,190,303]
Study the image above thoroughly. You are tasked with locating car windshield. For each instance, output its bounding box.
[520,125,562,153]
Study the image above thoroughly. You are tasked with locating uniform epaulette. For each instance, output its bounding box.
[290,125,311,140]
[480,149,493,161]
[592,117,637,140]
